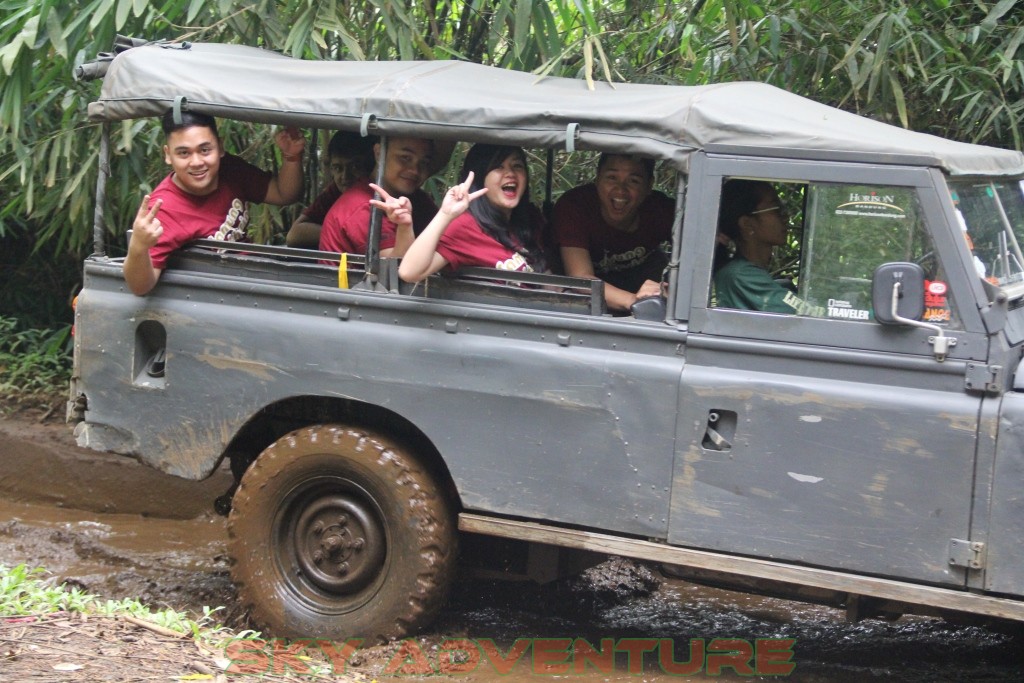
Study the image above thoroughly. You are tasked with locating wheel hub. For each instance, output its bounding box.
[293,493,386,594]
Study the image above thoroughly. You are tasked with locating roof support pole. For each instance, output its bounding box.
[665,173,686,325]
[358,133,387,292]
[305,129,320,207]
[543,148,555,220]
[92,121,111,257]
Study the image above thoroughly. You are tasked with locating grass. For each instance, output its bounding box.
[0,315,72,415]
[0,564,94,615]
[0,564,362,679]
[0,564,241,641]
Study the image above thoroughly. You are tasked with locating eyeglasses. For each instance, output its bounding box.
[749,205,783,215]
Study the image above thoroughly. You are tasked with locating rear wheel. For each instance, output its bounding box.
[228,424,455,641]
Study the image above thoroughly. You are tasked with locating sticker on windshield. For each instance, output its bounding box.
[834,191,907,219]
[826,298,870,320]
[924,280,951,323]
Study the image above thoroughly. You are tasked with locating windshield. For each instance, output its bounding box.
[949,179,1024,294]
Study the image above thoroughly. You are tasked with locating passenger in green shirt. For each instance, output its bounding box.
[714,179,800,314]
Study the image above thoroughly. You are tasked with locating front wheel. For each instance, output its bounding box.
[227,424,455,641]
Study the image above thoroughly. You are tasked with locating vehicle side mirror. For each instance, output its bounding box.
[872,262,924,324]
[631,295,666,321]
[871,262,956,361]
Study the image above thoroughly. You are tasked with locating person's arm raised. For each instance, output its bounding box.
[122,195,164,296]
[264,127,306,205]
[398,172,487,283]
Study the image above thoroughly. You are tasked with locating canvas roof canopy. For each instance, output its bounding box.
[86,41,1024,176]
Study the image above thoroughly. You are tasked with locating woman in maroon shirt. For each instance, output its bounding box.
[381,144,548,282]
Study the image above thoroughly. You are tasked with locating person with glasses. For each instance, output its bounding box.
[713,178,804,313]
[285,131,377,248]
[319,137,440,259]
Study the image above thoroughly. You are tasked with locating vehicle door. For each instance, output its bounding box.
[948,177,1024,598]
[668,154,988,586]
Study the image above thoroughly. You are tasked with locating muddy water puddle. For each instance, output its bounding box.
[1,417,1022,681]
[0,497,234,612]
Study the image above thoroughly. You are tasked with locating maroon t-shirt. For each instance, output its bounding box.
[552,183,674,291]
[436,206,545,273]
[319,179,437,255]
[300,183,343,224]
[147,154,271,269]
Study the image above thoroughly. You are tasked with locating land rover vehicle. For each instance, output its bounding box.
[69,40,1024,639]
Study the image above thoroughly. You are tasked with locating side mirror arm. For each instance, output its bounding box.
[889,281,956,362]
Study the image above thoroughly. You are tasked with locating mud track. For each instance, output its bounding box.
[1,414,1022,681]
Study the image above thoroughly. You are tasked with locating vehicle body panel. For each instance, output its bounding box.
[74,257,682,538]
[987,391,1024,595]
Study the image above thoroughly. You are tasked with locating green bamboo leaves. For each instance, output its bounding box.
[0,0,1021,253]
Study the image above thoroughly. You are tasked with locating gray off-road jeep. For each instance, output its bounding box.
[70,40,1024,640]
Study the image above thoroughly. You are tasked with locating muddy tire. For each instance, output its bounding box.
[227,424,456,641]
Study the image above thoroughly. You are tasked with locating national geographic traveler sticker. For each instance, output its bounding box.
[834,191,907,219]
[826,298,870,320]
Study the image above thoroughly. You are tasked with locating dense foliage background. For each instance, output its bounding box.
[0,0,1021,331]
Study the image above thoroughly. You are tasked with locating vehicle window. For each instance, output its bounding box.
[948,179,1024,291]
[712,179,960,327]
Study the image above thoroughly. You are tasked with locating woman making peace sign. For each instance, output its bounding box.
[376,144,549,283]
